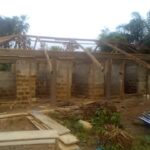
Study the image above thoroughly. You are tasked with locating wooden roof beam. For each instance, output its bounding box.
[77,43,104,71]
[101,41,150,70]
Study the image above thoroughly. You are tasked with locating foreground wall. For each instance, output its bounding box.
[0,50,149,101]
[0,69,16,98]
[16,60,36,101]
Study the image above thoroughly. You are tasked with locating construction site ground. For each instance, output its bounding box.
[0,96,150,150]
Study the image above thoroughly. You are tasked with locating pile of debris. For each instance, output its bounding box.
[98,125,133,149]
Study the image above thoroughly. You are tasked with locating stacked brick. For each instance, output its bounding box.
[16,75,36,101]
[56,83,70,99]
[15,60,37,101]
[56,60,72,99]
[0,88,15,98]
[88,84,104,99]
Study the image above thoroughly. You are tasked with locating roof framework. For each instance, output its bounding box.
[0,34,149,71]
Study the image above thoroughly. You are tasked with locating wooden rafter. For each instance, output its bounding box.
[77,43,104,71]
[102,41,150,70]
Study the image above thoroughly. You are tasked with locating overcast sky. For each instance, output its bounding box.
[0,0,150,39]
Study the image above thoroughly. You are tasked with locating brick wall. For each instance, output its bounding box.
[71,61,89,98]
[111,60,122,96]
[72,62,104,99]
[88,64,104,99]
[0,71,16,98]
[138,66,147,95]
[16,60,36,101]
[36,63,50,98]
[125,62,138,94]
[16,75,36,100]
[56,60,72,99]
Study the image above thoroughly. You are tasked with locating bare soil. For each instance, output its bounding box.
[0,96,149,150]
[113,96,150,136]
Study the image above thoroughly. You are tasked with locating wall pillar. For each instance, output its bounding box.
[138,66,147,95]
[88,63,104,99]
[56,60,72,100]
[104,59,112,100]
[16,60,36,101]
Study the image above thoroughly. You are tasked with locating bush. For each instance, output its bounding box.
[91,108,121,131]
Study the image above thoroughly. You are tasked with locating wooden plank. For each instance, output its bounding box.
[0,112,27,119]
[59,134,79,145]
[30,111,70,135]
[0,130,58,142]
[27,116,47,130]
[57,141,80,150]
[44,49,53,73]
[33,37,38,50]
[26,35,97,42]
[0,139,55,146]
[77,43,104,71]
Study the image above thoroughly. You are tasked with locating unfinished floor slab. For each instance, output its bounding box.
[0,110,80,150]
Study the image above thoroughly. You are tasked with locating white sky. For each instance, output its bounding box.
[0,0,150,39]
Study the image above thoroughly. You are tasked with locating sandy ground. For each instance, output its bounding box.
[0,96,149,149]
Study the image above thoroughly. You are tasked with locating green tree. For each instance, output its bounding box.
[118,12,146,43]
[99,11,150,53]
[0,15,30,48]
[49,46,64,51]
[98,28,127,52]
[0,15,29,36]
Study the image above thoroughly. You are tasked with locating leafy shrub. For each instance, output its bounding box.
[91,108,121,131]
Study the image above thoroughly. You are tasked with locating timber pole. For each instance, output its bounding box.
[77,43,104,71]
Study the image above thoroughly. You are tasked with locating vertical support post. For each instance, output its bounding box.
[66,62,72,99]
[50,58,56,101]
[120,60,125,99]
[105,59,112,100]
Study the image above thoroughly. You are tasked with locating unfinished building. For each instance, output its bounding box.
[0,43,149,101]
[0,35,149,150]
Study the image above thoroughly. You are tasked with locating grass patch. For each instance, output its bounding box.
[131,135,150,150]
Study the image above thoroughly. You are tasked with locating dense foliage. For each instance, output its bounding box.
[99,11,150,53]
[0,15,29,36]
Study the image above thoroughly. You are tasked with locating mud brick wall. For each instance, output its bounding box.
[125,62,138,94]
[111,60,122,96]
[56,60,72,99]
[88,64,104,99]
[138,66,147,95]
[72,61,104,99]
[16,60,36,101]
[0,71,16,98]
[36,62,50,98]
[72,61,90,98]
[16,75,36,100]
